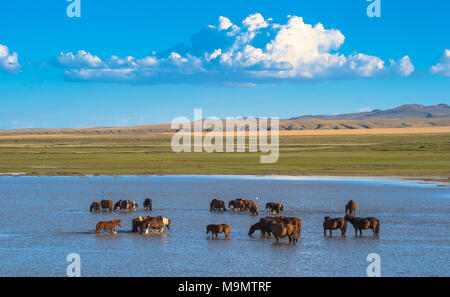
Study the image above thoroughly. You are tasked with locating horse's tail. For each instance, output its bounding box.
[375,219,380,234]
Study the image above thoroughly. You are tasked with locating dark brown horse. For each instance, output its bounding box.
[248,220,273,236]
[207,224,231,239]
[210,199,227,211]
[143,198,152,211]
[228,200,245,211]
[323,216,347,236]
[95,219,122,234]
[345,200,357,214]
[344,214,379,236]
[132,216,152,232]
[101,200,114,212]
[114,200,122,211]
[90,201,101,212]
[266,202,284,214]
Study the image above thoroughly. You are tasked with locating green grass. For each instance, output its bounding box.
[0,133,449,177]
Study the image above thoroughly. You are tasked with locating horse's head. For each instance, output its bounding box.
[324,216,331,221]
[206,225,212,234]
[248,223,258,236]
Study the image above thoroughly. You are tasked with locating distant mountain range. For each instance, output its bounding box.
[0,104,449,135]
[289,104,450,120]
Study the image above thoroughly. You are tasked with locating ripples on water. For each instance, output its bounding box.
[0,175,448,276]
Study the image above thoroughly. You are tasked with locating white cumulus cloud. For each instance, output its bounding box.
[54,13,416,85]
[430,49,450,77]
[0,44,21,74]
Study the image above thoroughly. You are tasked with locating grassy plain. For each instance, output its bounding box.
[0,127,448,180]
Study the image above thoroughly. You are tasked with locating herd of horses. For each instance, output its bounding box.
[91,197,380,242]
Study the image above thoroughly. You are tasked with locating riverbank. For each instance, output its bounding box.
[0,129,448,181]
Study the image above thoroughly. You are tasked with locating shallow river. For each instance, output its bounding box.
[0,175,448,276]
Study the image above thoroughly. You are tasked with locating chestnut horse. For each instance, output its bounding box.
[143,198,152,211]
[345,214,379,236]
[207,224,230,239]
[323,216,347,236]
[210,199,227,211]
[95,219,122,234]
[90,201,101,212]
[270,223,298,243]
[345,200,357,214]
[101,200,114,212]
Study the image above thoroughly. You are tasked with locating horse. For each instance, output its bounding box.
[207,224,231,239]
[266,202,284,214]
[114,200,122,211]
[143,198,152,211]
[95,219,122,234]
[132,216,152,232]
[344,214,379,236]
[90,201,101,212]
[131,201,138,211]
[249,204,259,216]
[228,200,245,211]
[120,200,133,211]
[100,200,114,212]
[248,220,273,236]
[277,216,302,239]
[210,199,227,211]
[323,216,347,236]
[270,223,298,243]
[345,200,357,214]
[141,216,171,233]
[243,200,256,211]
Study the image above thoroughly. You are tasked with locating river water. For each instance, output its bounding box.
[0,175,448,276]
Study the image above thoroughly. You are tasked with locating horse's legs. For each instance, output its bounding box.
[330,229,332,236]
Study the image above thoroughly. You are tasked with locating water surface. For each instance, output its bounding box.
[0,175,448,276]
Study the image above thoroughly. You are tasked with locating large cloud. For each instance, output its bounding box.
[54,13,414,84]
[430,49,450,77]
[0,44,21,74]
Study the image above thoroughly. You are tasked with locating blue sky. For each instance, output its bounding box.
[0,0,449,129]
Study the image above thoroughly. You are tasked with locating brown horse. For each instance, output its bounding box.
[140,216,171,233]
[132,216,152,232]
[345,200,357,214]
[344,214,379,236]
[101,200,114,212]
[270,223,298,243]
[323,216,347,236]
[277,216,302,239]
[120,200,133,211]
[266,202,284,214]
[228,200,245,211]
[242,200,255,211]
[249,204,259,216]
[207,224,231,239]
[90,201,101,212]
[210,199,227,211]
[143,198,152,211]
[95,219,122,234]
